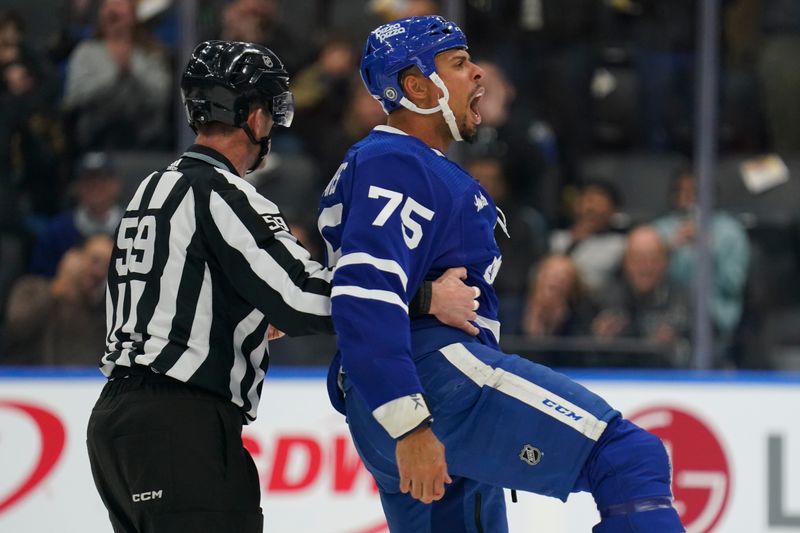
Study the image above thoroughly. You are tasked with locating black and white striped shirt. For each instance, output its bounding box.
[101,145,334,420]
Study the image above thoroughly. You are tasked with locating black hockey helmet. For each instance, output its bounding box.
[180,40,294,132]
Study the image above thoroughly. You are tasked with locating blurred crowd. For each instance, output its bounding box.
[1,0,799,369]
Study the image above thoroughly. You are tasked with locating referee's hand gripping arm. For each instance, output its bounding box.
[266,267,479,342]
[396,425,452,504]
[429,267,481,336]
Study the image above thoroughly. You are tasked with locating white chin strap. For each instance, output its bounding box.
[398,72,463,142]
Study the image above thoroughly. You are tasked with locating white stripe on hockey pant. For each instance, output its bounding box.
[331,286,408,313]
[335,252,409,290]
[439,343,607,441]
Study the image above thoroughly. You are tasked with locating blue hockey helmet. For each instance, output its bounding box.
[361,16,468,124]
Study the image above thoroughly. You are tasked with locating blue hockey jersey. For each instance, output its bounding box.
[318,125,504,438]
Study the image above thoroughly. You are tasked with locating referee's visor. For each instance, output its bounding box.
[269,91,294,128]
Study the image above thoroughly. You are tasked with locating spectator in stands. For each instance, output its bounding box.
[461,60,552,215]
[465,0,599,186]
[221,0,313,72]
[62,0,171,151]
[293,35,355,112]
[550,180,626,295]
[368,0,438,21]
[652,170,750,343]
[626,0,697,152]
[522,254,596,337]
[29,151,123,277]
[48,0,103,66]
[757,0,800,153]
[249,39,361,221]
[467,156,548,333]
[0,10,64,220]
[305,79,386,186]
[2,234,112,365]
[592,226,691,351]
[0,10,22,68]
[1,60,66,220]
[292,35,358,163]
[0,10,55,84]
[0,212,26,329]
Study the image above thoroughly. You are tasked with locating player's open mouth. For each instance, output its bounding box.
[469,87,484,125]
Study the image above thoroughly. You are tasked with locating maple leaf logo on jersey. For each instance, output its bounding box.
[474,192,488,212]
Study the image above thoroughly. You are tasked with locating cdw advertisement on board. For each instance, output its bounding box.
[1,373,799,533]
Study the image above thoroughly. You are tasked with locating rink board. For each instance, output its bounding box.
[0,368,799,533]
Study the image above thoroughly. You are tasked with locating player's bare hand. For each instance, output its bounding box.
[430,267,480,336]
[396,426,452,504]
[266,325,285,341]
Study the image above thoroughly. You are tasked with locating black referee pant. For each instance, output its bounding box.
[87,367,263,533]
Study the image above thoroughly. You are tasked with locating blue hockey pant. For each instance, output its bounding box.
[343,341,684,532]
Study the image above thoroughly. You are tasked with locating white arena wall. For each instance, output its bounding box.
[1,368,799,533]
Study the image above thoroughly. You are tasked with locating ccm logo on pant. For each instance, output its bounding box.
[132,490,163,502]
[542,399,583,421]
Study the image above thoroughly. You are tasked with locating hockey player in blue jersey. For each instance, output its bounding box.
[318,16,685,532]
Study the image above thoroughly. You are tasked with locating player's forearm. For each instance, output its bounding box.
[343,352,431,438]
[333,298,430,437]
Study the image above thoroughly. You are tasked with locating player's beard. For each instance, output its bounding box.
[460,118,478,143]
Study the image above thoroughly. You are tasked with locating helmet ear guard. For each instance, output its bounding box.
[185,100,211,132]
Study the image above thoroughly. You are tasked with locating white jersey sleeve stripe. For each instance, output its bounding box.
[331,285,408,313]
[244,333,268,420]
[274,230,334,282]
[209,190,331,316]
[215,168,333,282]
[215,168,282,214]
[335,252,409,290]
[372,394,432,439]
[439,343,607,441]
[229,308,265,409]
[474,315,501,343]
[318,203,344,263]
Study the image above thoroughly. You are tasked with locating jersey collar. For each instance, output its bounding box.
[183,144,238,175]
[372,125,446,157]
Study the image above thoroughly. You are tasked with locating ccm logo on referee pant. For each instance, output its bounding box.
[542,399,583,421]
[132,490,163,502]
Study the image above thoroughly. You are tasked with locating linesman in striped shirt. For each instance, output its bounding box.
[86,40,480,533]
